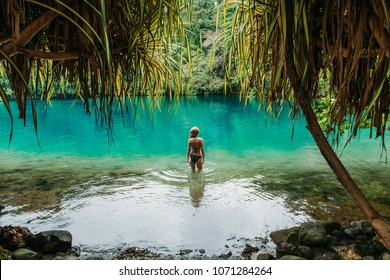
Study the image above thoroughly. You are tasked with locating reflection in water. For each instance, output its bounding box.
[188,172,206,208]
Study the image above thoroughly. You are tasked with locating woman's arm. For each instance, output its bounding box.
[186,140,191,162]
[201,139,205,162]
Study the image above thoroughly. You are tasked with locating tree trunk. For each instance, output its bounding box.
[297,92,390,250]
[283,0,390,250]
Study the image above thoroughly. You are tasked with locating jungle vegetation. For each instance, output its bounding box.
[0,0,389,249]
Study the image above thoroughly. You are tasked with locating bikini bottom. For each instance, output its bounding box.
[190,154,202,163]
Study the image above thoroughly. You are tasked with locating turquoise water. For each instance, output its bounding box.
[0,96,389,255]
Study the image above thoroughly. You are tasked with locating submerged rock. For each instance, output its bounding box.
[241,244,259,258]
[179,249,193,255]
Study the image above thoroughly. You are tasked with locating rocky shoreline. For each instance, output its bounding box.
[1,220,389,260]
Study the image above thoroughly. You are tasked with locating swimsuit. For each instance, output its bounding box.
[190,154,202,163]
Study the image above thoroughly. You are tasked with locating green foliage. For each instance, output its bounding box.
[183,0,231,95]
[312,97,346,136]
[217,0,389,145]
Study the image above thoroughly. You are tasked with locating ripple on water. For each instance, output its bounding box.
[0,164,310,254]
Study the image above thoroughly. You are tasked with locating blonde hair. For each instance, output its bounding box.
[189,126,200,138]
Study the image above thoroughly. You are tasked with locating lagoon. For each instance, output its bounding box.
[0,96,389,256]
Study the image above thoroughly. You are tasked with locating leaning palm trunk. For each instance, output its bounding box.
[282,0,390,250]
[289,68,390,250]
[295,83,390,251]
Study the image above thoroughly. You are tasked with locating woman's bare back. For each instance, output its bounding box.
[189,138,203,155]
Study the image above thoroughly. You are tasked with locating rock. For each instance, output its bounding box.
[36,177,48,186]
[0,246,12,260]
[331,245,362,260]
[381,251,390,260]
[52,255,67,260]
[344,228,361,239]
[372,239,387,259]
[199,249,205,254]
[355,241,374,257]
[278,255,306,260]
[257,253,275,260]
[229,255,244,260]
[313,251,339,260]
[12,248,38,260]
[286,232,300,246]
[309,247,336,260]
[241,244,259,256]
[0,205,8,216]
[355,235,369,242]
[299,222,327,246]
[327,235,338,247]
[218,252,232,259]
[276,241,298,258]
[0,210,9,216]
[298,245,313,259]
[270,227,298,246]
[123,247,149,256]
[351,220,375,237]
[362,256,375,260]
[179,249,193,255]
[331,230,355,246]
[0,226,33,251]
[319,221,341,235]
[26,230,72,254]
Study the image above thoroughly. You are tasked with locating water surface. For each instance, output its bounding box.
[0,96,388,256]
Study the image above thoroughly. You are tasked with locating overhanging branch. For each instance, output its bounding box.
[17,47,80,60]
[0,7,62,60]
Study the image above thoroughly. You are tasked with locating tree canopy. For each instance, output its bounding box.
[0,0,191,127]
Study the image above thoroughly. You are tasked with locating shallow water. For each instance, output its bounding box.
[0,96,389,255]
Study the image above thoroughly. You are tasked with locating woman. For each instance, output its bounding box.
[186,126,205,172]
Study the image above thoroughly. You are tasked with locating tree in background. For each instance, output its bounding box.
[185,0,230,95]
[221,0,390,249]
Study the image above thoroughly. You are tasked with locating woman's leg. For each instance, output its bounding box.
[196,159,203,172]
[189,160,196,172]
